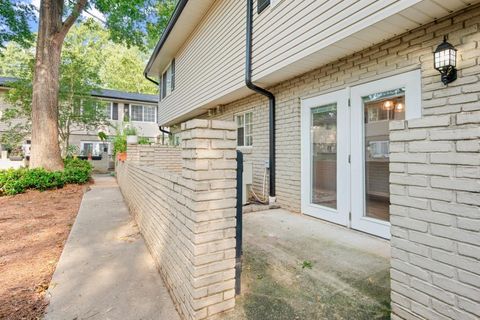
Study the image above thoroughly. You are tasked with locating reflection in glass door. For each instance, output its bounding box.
[363,89,405,222]
[301,89,349,226]
[311,104,337,209]
[350,70,421,239]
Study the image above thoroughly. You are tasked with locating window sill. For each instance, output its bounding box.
[237,146,253,154]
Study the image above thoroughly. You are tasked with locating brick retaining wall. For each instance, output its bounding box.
[117,119,238,320]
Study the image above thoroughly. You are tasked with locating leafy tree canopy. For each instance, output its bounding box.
[0,0,177,52]
[0,0,36,49]
[0,19,158,94]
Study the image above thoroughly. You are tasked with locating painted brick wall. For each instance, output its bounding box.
[127,144,182,172]
[117,119,238,320]
[194,5,480,216]
[389,112,479,319]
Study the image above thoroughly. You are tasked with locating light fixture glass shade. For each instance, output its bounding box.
[434,36,458,85]
[434,38,457,70]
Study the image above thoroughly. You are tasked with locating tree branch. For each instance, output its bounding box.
[60,0,88,37]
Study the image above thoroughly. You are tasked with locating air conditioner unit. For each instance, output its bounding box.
[242,161,253,205]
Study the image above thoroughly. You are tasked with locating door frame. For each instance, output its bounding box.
[300,89,350,226]
[350,70,422,239]
[300,70,422,239]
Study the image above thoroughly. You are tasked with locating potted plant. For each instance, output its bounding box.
[113,134,127,162]
[124,126,138,144]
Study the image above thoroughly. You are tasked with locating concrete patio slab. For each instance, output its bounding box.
[223,209,391,320]
[44,175,180,320]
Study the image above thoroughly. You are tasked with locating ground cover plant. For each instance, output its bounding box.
[0,158,92,196]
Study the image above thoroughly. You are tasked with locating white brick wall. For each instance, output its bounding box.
[187,6,480,217]
[127,144,182,172]
[167,5,480,320]
[117,119,238,320]
[390,112,480,319]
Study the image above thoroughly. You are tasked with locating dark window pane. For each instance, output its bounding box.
[124,104,130,121]
[112,103,118,120]
[162,72,167,99]
[237,127,244,146]
[258,0,270,14]
[171,59,175,91]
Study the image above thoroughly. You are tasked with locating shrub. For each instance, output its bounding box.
[138,136,151,145]
[0,158,93,196]
[63,158,93,184]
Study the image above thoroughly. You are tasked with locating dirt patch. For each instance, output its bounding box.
[0,184,86,319]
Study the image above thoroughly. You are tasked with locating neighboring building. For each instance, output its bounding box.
[145,1,480,319]
[0,77,161,160]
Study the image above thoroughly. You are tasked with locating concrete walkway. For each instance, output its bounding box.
[45,175,180,320]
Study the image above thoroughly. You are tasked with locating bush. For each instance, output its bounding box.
[63,158,93,184]
[0,158,93,196]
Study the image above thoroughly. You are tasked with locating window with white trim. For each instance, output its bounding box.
[161,59,175,99]
[130,104,157,123]
[236,111,253,147]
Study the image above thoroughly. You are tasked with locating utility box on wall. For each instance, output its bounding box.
[243,161,253,205]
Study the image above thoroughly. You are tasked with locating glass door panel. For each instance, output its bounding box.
[311,104,337,209]
[301,89,349,226]
[363,90,405,222]
[350,70,421,239]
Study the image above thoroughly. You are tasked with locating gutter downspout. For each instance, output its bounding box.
[245,0,276,202]
[159,126,171,145]
[145,75,159,86]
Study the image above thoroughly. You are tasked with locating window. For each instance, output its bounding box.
[112,103,119,120]
[131,105,143,121]
[161,59,175,99]
[144,105,156,122]
[124,104,130,121]
[80,141,110,156]
[236,111,253,147]
[130,105,157,123]
[258,0,270,13]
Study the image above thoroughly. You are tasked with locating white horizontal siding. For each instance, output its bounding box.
[159,0,246,125]
[157,0,471,125]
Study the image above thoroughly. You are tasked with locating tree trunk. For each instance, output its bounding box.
[30,0,86,170]
[29,0,65,170]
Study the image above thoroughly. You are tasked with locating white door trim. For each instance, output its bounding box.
[350,69,422,239]
[301,89,350,226]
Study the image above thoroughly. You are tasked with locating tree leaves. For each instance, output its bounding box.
[0,0,36,50]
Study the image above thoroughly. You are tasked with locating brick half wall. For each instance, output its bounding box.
[389,113,480,320]
[117,119,238,320]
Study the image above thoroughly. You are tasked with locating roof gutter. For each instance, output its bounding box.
[144,0,189,79]
[245,0,276,201]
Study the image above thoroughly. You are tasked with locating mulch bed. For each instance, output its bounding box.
[0,184,87,320]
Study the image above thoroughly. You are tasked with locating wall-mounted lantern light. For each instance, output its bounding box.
[434,36,457,85]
